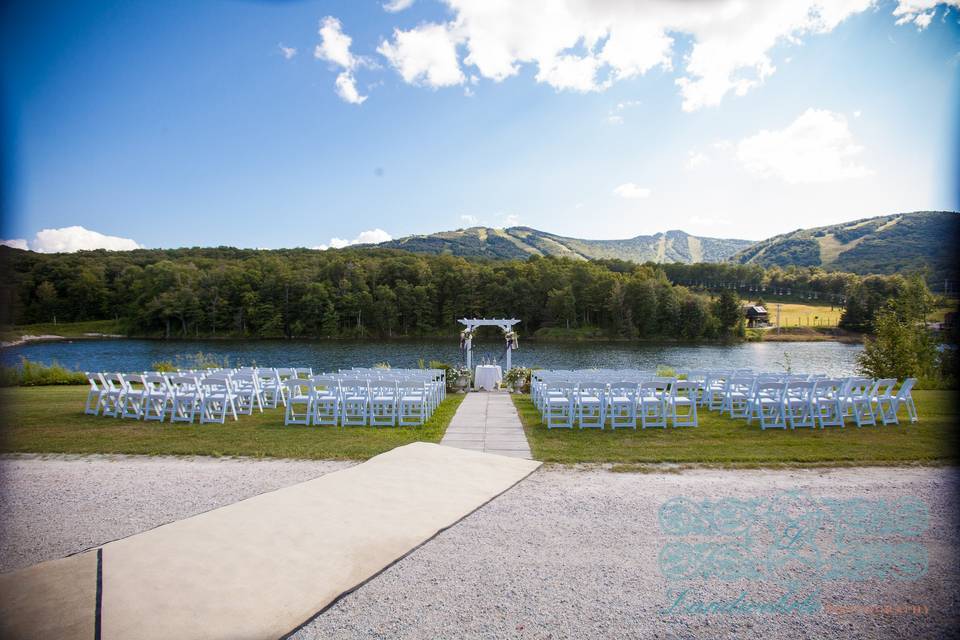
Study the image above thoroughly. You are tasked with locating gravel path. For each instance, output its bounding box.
[1,456,957,639]
[0,454,353,572]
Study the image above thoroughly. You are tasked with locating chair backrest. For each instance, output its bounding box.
[813,379,842,398]
[120,373,144,389]
[170,375,201,392]
[283,378,310,396]
[639,380,669,396]
[85,372,102,390]
[756,381,786,400]
[142,373,170,393]
[896,378,916,399]
[872,378,897,398]
[672,380,696,398]
[310,376,340,396]
[339,378,371,396]
[785,380,814,400]
[845,378,871,397]
[608,382,638,397]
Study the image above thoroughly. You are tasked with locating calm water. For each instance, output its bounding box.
[1,338,864,377]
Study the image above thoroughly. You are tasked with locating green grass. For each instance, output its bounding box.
[0,386,465,460]
[511,391,958,467]
[0,319,125,342]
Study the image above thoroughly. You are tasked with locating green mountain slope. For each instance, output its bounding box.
[372,227,753,264]
[731,211,959,280]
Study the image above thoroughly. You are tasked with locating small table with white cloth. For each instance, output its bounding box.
[473,365,502,391]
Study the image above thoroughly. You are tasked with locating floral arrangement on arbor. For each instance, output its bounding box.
[503,329,519,350]
[459,329,475,350]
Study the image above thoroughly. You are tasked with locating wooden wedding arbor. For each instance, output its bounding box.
[458,318,520,372]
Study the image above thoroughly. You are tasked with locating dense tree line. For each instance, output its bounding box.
[0,246,917,340]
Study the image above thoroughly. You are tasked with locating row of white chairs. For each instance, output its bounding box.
[83,367,445,427]
[282,376,440,427]
[530,370,919,430]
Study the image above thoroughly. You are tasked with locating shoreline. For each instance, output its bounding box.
[0,333,125,349]
[1,332,864,348]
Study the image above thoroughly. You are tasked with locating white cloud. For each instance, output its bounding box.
[686,150,710,169]
[315,17,357,69]
[315,2,953,109]
[383,0,415,12]
[606,114,624,125]
[23,226,142,253]
[460,214,479,226]
[853,109,862,118]
[433,0,877,110]
[0,238,29,250]
[314,228,392,250]
[736,108,872,184]
[613,183,652,199]
[334,72,367,104]
[315,17,369,104]
[278,44,297,60]
[893,1,959,29]
[378,23,465,88]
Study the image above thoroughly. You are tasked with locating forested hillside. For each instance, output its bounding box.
[372,226,753,263]
[0,246,909,341]
[731,211,959,283]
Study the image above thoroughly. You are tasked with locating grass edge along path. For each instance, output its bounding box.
[0,386,464,460]
[511,391,958,467]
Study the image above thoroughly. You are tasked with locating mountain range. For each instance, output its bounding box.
[368,211,958,279]
[373,226,753,264]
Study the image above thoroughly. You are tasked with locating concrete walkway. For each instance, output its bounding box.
[441,391,532,459]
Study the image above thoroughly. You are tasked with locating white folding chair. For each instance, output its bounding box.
[369,380,398,427]
[339,379,371,426]
[841,378,875,427]
[811,379,844,428]
[545,382,576,429]
[891,378,919,424]
[576,381,606,429]
[84,372,105,415]
[143,373,173,422]
[398,381,428,427]
[169,375,203,423]
[751,382,786,430]
[638,380,669,429]
[99,373,125,417]
[783,380,815,429]
[668,380,698,427]
[607,382,638,429]
[310,377,341,427]
[870,378,899,425]
[722,377,754,419]
[283,378,312,425]
[201,376,239,424]
[119,374,148,420]
[258,370,284,409]
[232,372,263,416]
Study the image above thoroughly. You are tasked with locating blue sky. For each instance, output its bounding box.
[1,0,958,252]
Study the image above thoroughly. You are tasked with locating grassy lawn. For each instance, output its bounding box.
[0,386,464,460]
[751,302,843,328]
[511,391,958,467]
[0,319,125,342]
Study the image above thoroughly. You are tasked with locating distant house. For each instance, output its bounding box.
[744,305,769,327]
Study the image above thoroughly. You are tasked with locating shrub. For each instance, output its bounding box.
[0,357,87,387]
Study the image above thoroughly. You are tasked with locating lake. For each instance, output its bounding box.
[1,338,864,377]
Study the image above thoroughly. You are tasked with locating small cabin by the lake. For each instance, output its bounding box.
[745,305,769,327]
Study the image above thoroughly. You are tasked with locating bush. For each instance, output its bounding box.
[857,308,938,381]
[0,357,87,387]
